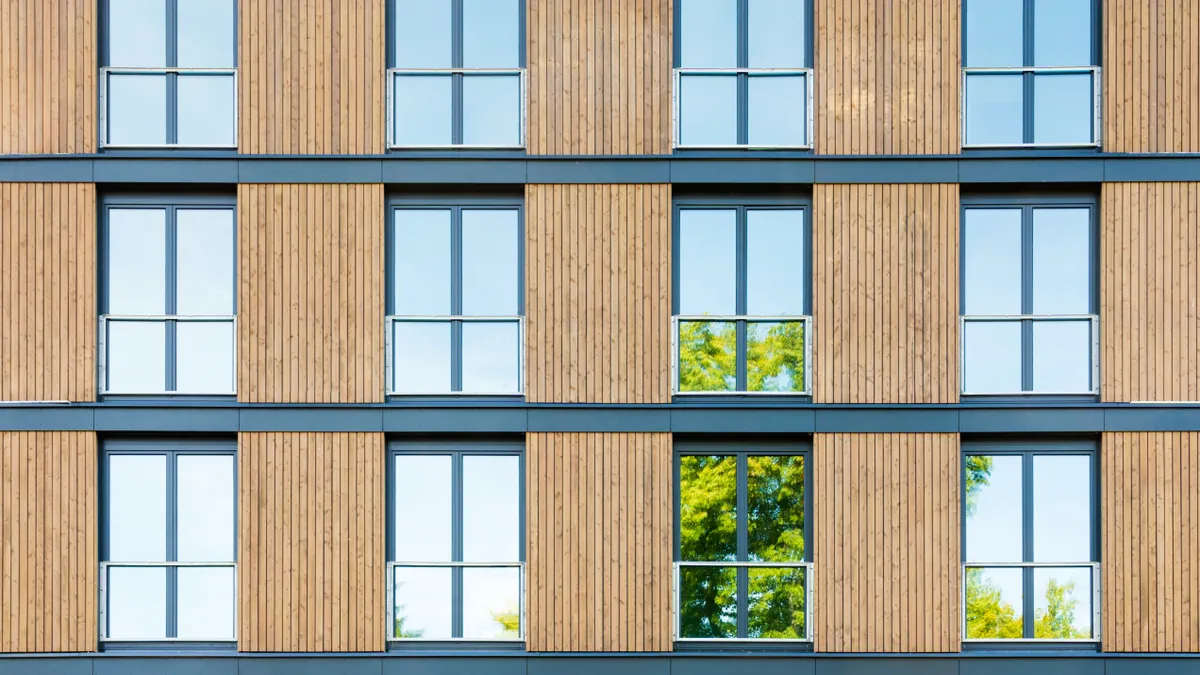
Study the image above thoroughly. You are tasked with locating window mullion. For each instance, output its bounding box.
[452,452,464,638]
[452,208,464,391]
[736,209,748,390]
[166,208,179,392]
[1022,452,1035,638]
[736,454,749,638]
[167,451,179,639]
[1021,207,1034,392]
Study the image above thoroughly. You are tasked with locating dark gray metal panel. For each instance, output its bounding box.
[670,656,814,675]
[93,159,239,183]
[381,161,526,184]
[237,159,383,183]
[526,657,668,675]
[671,408,816,433]
[0,159,94,182]
[0,658,94,675]
[381,657,526,675]
[813,657,958,675]
[814,160,959,184]
[1104,658,1200,675]
[526,160,670,184]
[814,409,959,433]
[958,657,1103,675]
[959,408,1106,433]
[669,160,816,184]
[93,407,240,432]
[237,658,383,675]
[238,407,384,432]
[1104,157,1200,182]
[527,407,670,432]
[959,158,1105,183]
[1104,407,1200,432]
[382,407,528,433]
[94,657,238,675]
[0,406,93,431]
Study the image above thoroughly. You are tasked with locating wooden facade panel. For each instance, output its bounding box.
[814,432,961,653]
[0,432,97,653]
[814,0,960,155]
[527,0,672,155]
[1102,432,1200,652]
[813,184,960,404]
[1104,0,1200,152]
[1101,183,1200,402]
[526,184,671,403]
[0,184,96,402]
[238,0,385,154]
[526,432,672,652]
[237,184,385,403]
[237,432,385,652]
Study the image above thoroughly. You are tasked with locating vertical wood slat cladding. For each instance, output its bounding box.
[527,0,672,155]
[1102,432,1200,652]
[0,0,95,154]
[0,432,97,653]
[814,0,960,154]
[1101,183,1200,402]
[238,184,385,403]
[813,184,960,404]
[814,433,961,653]
[239,0,385,154]
[525,184,671,403]
[238,432,385,652]
[0,184,96,402]
[1104,0,1200,152]
[526,433,672,652]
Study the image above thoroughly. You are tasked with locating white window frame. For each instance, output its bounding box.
[99,67,239,149]
[961,66,1102,149]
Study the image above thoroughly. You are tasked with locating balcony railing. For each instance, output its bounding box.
[672,315,812,396]
[386,561,525,642]
[673,68,814,149]
[385,315,524,396]
[960,314,1099,396]
[99,561,237,642]
[673,560,814,642]
[99,315,237,396]
[100,67,238,149]
[962,66,1101,148]
[962,562,1101,642]
[387,68,527,149]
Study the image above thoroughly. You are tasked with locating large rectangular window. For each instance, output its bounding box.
[101,198,236,396]
[963,0,1099,147]
[674,0,812,148]
[388,441,524,642]
[101,0,237,148]
[389,0,526,148]
[673,201,811,395]
[100,441,237,643]
[963,441,1098,643]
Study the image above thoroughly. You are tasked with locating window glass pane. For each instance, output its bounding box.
[678,321,737,392]
[748,456,805,561]
[461,322,521,394]
[177,566,236,640]
[177,209,235,316]
[748,75,807,146]
[1033,73,1093,145]
[108,74,168,145]
[463,455,520,561]
[177,454,235,561]
[463,75,522,146]
[393,566,452,639]
[965,74,1023,145]
[964,209,1021,315]
[679,455,736,560]
[177,0,234,67]
[1032,208,1090,314]
[679,209,736,315]
[679,565,737,638]
[680,0,737,67]
[108,0,166,67]
[965,567,1024,639]
[394,0,452,68]
[965,0,1022,66]
[178,75,236,146]
[462,567,521,639]
[462,209,519,315]
[746,322,806,393]
[394,75,453,145]
[393,455,452,561]
[1033,455,1092,562]
[1034,0,1092,66]
[747,210,805,315]
[1033,567,1093,639]
[748,0,805,67]
[394,210,451,315]
[679,75,737,145]
[108,454,167,561]
[108,209,166,314]
[963,322,1022,394]
[747,566,806,639]
[176,322,235,393]
[463,0,519,68]
[108,321,167,393]
[1032,320,1092,393]
[107,566,167,639]
[964,454,1022,562]
[392,322,452,393]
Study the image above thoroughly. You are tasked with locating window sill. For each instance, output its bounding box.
[673,640,813,653]
[961,640,1101,653]
[99,641,237,653]
[385,641,526,653]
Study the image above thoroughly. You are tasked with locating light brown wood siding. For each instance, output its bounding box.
[0,0,95,154]
[237,432,385,652]
[813,184,960,403]
[526,184,671,403]
[238,0,385,154]
[814,432,961,653]
[237,184,385,403]
[1101,183,1200,402]
[1102,432,1200,652]
[1103,0,1200,152]
[527,0,672,155]
[0,432,97,653]
[527,432,672,651]
[814,0,961,154]
[0,184,96,402]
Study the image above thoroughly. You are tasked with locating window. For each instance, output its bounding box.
[101,198,236,396]
[389,0,525,148]
[100,441,237,643]
[675,444,811,642]
[963,0,1099,147]
[961,198,1097,396]
[674,0,812,148]
[963,441,1098,642]
[387,200,523,395]
[388,442,524,642]
[101,0,237,148]
[673,201,811,395]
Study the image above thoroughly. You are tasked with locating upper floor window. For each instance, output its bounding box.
[101,198,236,396]
[961,198,1097,397]
[101,0,237,148]
[963,0,1099,147]
[673,201,811,395]
[674,0,812,148]
[389,0,526,148]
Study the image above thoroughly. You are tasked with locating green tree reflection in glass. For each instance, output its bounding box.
[747,322,806,392]
[679,455,737,637]
[679,321,807,392]
[678,321,737,392]
[747,455,806,637]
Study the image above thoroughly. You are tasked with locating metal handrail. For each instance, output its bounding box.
[99,561,237,642]
[99,67,238,149]
[673,561,814,642]
[671,315,813,396]
[99,315,237,396]
[959,314,1099,396]
[386,561,525,642]
[385,315,524,396]
[961,562,1100,642]
[961,65,1101,148]
[387,67,527,149]
[673,67,814,149]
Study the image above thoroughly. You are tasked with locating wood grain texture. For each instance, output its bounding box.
[237,432,385,652]
[0,184,96,402]
[237,184,385,403]
[1101,183,1200,402]
[814,0,960,154]
[0,432,97,653]
[813,184,960,403]
[1104,0,1200,152]
[0,0,95,154]
[814,432,961,653]
[1102,432,1200,652]
[526,432,672,652]
[525,184,671,403]
[238,0,385,154]
[527,0,672,155]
